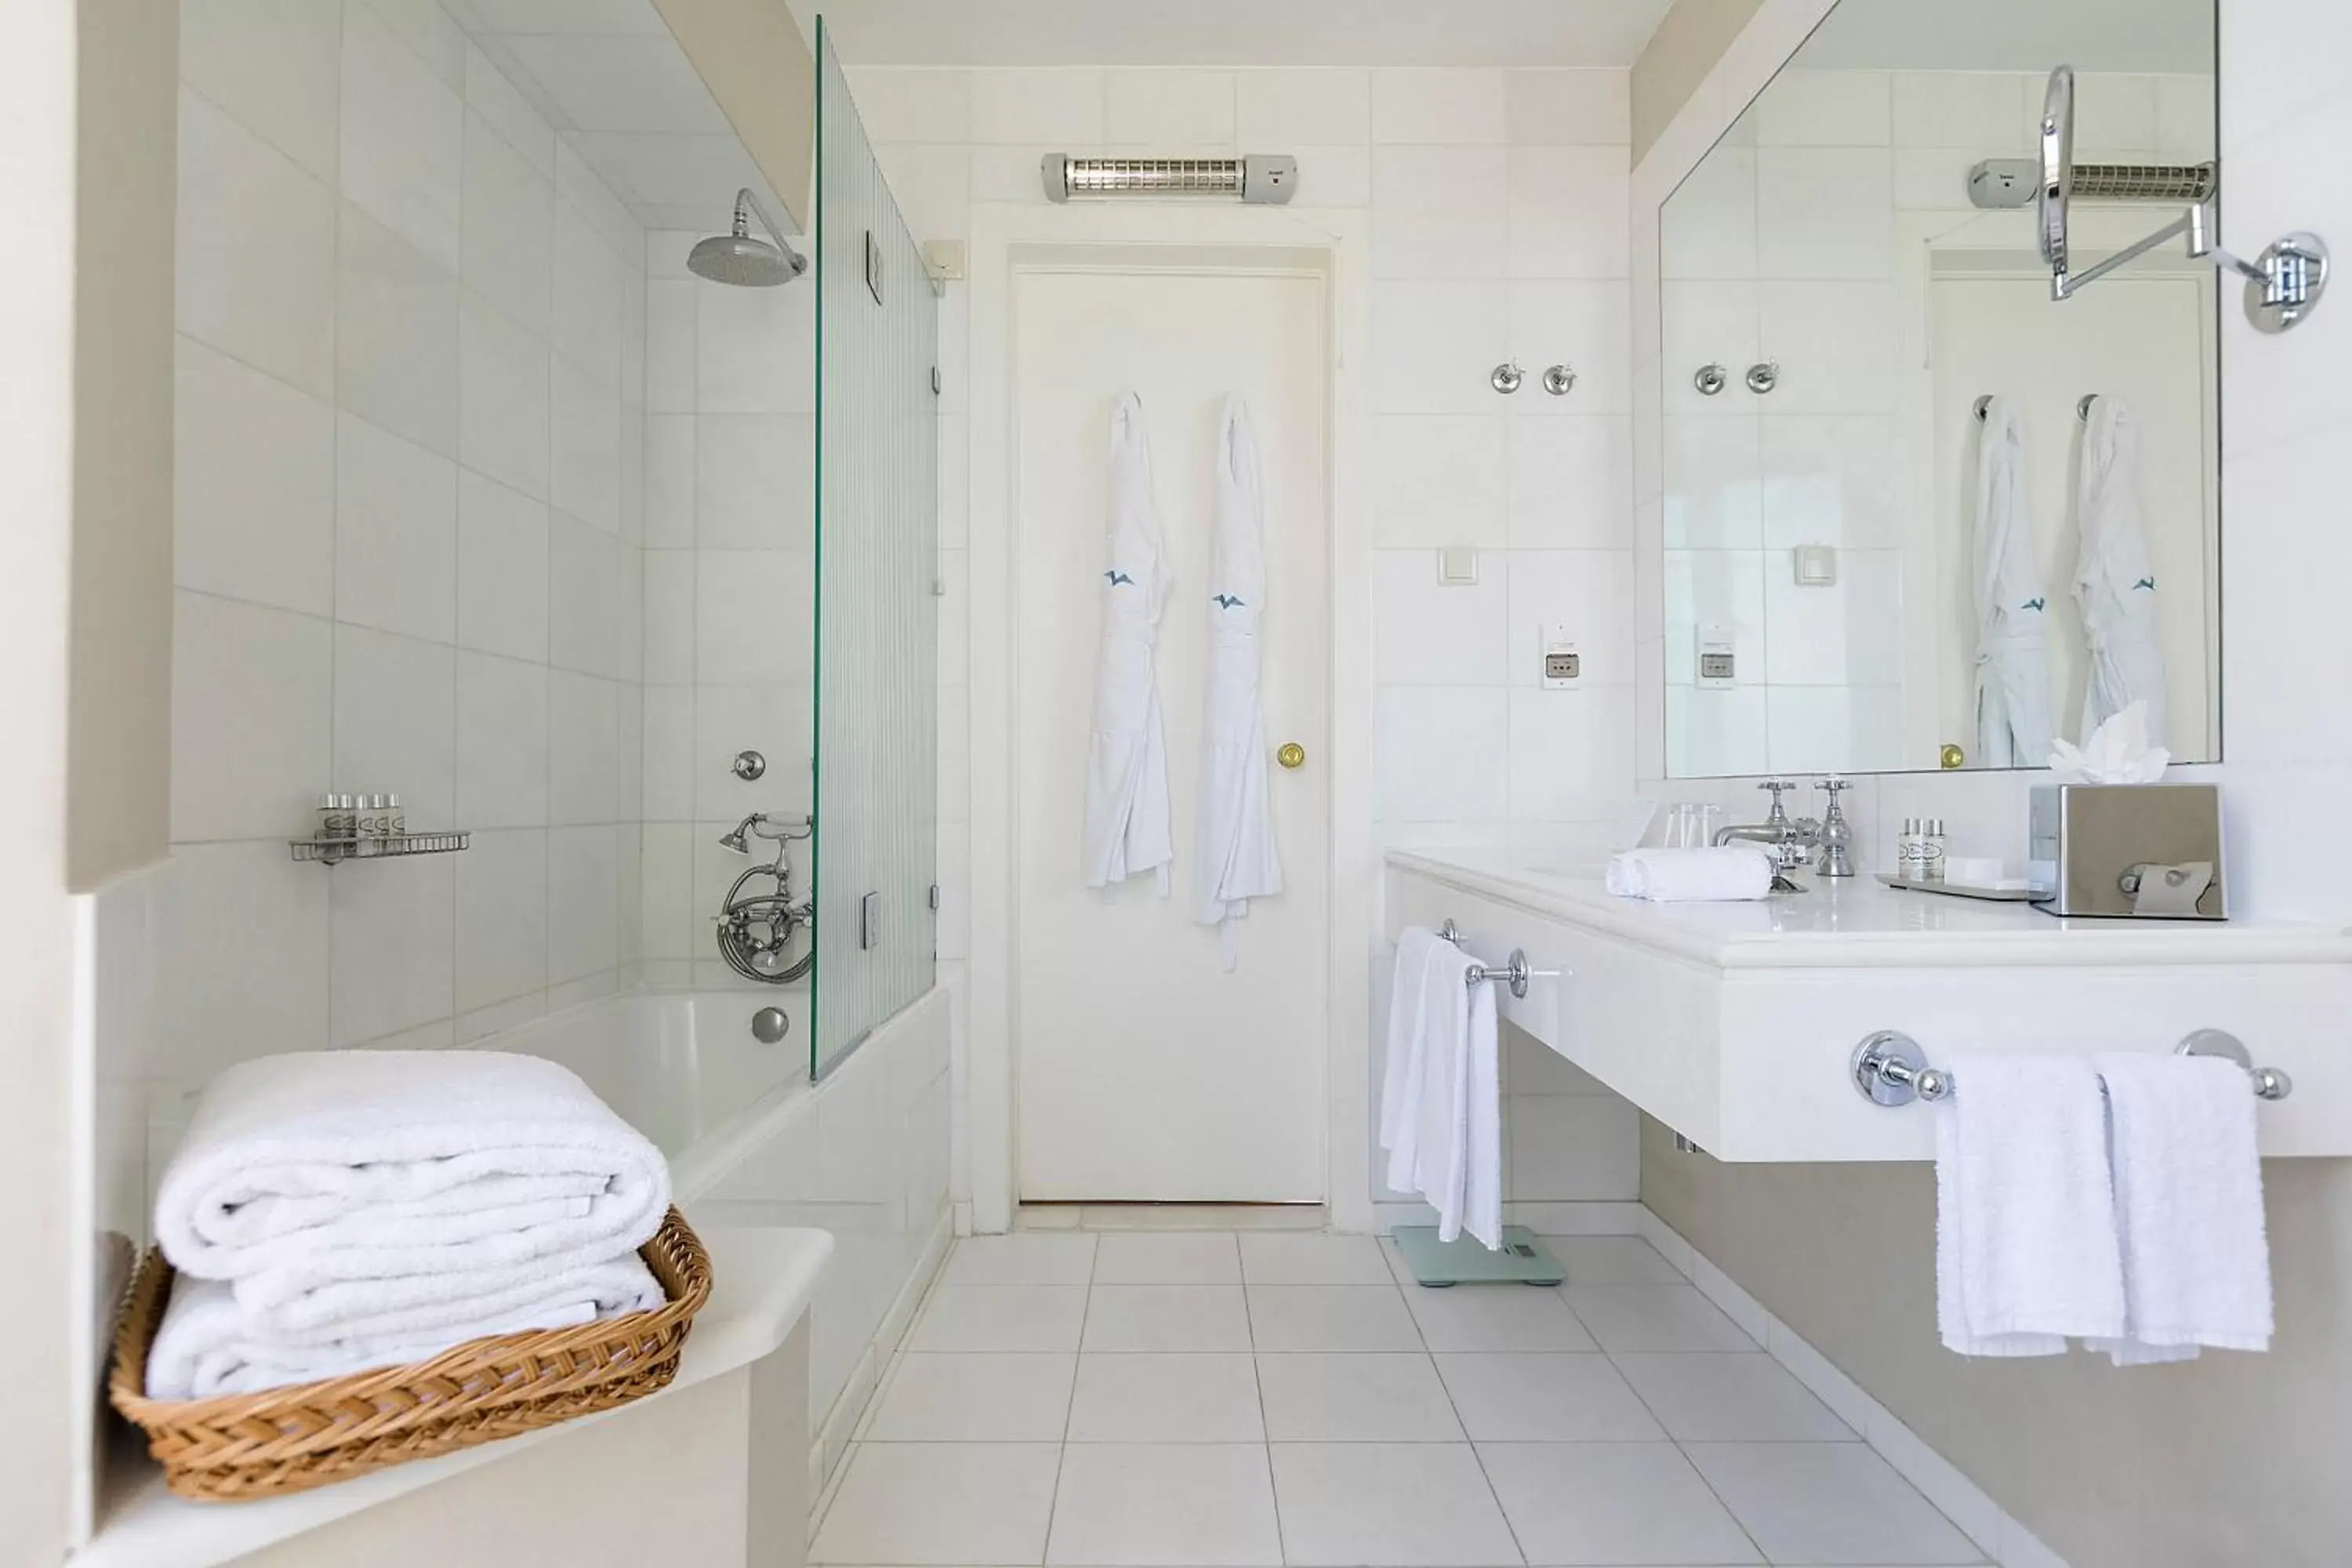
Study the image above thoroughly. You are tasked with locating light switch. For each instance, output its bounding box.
[1437,546,1480,586]
[1791,544,1838,586]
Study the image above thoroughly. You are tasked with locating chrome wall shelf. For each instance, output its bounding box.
[291,831,470,866]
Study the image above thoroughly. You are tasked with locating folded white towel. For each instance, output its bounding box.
[155,1050,670,1332]
[144,1257,661,1400]
[2086,1053,2273,1365]
[1377,927,1446,1196]
[1935,1054,2125,1356]
[1605,845,1775,902]
[1388,937,1501,1250]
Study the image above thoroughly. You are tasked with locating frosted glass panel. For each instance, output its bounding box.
[812,20,940,1077]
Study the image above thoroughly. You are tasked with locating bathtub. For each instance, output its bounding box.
[483,984,955,1486]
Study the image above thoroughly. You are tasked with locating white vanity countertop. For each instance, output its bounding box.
[79,1220,834,1568]
[1389,848,2352,969]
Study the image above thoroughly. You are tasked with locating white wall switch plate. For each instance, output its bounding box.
[1791,543,1838,586]
[1541,624,1581,688]
[1438,546,1479,586]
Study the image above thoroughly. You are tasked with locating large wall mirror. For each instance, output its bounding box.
[1658,0,2220,777]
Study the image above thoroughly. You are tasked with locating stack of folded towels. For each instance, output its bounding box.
[145,1050,673,1401]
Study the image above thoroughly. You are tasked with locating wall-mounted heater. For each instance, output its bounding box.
[1041,154,1298,205]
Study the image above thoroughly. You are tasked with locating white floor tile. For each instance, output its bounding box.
[1240,1232,1396,1284]
[1049,1443,1282,1566]
[1433,1353,1664,1441]
[1682,1442,1984,1565]
[1561,1285,1759,1352]
[909,1285,1088,1353]
[943,1232,1099,1286]
[1268,1442,1523,1567]
[1247,1286,1425,1352]
[1405,1282,1599,1352]
[1084,1284,1254,1352]
[1256,1352,1464,1441]
[1541,1235,1686,1286]
[1476,1441,1763,1566]
[1065,1352,1265,1441]
[1081,1203,1327,1231]
[1094,1231,1243,1284]
[1613,1353,1857,1442]
[810,1442,1062,1565]
[863,1353,1076,1442]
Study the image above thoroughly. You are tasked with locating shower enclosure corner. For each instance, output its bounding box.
[810,17,941,1080]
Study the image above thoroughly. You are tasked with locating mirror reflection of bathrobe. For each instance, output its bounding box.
[1973,397,2055,768]
[1080,391,1174,894]
[2073,397,2168,748]
[1192,396,1283,966]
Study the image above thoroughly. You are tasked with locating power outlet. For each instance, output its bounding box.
[1541,624,1581,688]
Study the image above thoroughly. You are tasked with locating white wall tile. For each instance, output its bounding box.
[873,142,973,241]
[180,0,343,183]
[1105,70,1236,147]
[696,281,815,414]
[330,851,456,1045]
[1507,550,1634,688]
[336,414,459,643]
[1663,414,1763,549]
[637,822,697,960]
[1373,147,1507,279]
[461,111,553,337]
[1504,70,1630,147]
[340,0,464,271]
[642,688,696,820]
[1761,550,1904,687]
[332,623,456,826]
[546,824,619,982]
[645,280,698,413]
[1508,416,1634,550]
[549,670,623,824]
[1373,551,1510,686]
[1758,281,1896,415]
[847,67,972,144]
[359,0,465,87]
[694,686,815,818]
[696,415,816,550]
[1765,684,1907,773]
[1758,416,1902,549]
[1236,69,1370,147]
[2073,71,2163,158]
[1372,68,1507,145]
[174,336,336,617]
[176,87,338,400]
[554,141,643,259]
[549,510,626,677]
[1661,146,1757,281]
[459,289,552,499]
[696,551,815,685]
[171,590,332,842]
[642,550,695,686]
[550,355,623,531]
[456,470,550,661]
[339,203,461,457]
[454,651,549,828]
[465,41,556,176]
[1507,146,1629,280]
[156,842,331,1087]
[1752,70,1891,147]
[1892,71,2032,151]
[970,69,1104,146]
[552,201,628,388]
[1289,145,1373,208]
[1507,686,1637,818]
[1661,281,1761,415]
[1667,684,1770,779]
[1372,416,1508,548]
[1374,688,1509,822]
[454,826,548,1009]
[1373,280,1508,414]
[1755,149,1893,280]
[644,413,697,546]
[1508,281,1632,415]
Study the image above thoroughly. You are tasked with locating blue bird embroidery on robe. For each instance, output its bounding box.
[2132,576,2156,591]
[1104,570,1134,586]
[1213,593,1245,610]
[2022,597,2046,612]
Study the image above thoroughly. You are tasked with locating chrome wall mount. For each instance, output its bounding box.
[2039,65,2328,331]
[1042,154,1298,204]
[1491,361,1525,394]
[1434,918,1563,1000]
[1693,362,1729,396]
[1744,361,1779,394]
[731,749,767,781]
[1542,363,1577,395]
[1850,1028,2293,1107]
[1972,393,2100,423]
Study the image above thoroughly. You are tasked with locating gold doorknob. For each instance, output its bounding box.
[1940,742,1966,770]
[1276,742,1306,770]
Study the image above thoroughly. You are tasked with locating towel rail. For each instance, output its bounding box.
[1434,919,1563,1000]
[1850,1027,2292,1107]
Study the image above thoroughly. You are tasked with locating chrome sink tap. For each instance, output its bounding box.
[1714,781,1821,891]
[1813,778,1856,878]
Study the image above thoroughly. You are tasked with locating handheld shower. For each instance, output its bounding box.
[689,188,808,287]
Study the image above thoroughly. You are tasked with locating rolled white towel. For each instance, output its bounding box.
[154,1050,670,1328]
[1605,844,1776,902]
[143,1257,662,1401]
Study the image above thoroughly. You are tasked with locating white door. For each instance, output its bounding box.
[1013,263,1331,1203]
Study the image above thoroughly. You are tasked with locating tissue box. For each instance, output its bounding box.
[2028,783,2224,920]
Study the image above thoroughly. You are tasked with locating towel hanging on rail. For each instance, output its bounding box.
[1080,390,1176,895]
[1971,396,2056,769]
[1192,394,1283,966]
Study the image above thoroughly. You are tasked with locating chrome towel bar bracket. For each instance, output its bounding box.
[1850,1028,2292,1107]
[1434,920,1563,1000]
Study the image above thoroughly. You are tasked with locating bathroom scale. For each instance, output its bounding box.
[1388,1225,1563,1287]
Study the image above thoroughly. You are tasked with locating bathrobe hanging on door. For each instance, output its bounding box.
[2072,397,2169,748]
[1192,395,1284,966]
[1081,390,1176,895]
[1971,397,2056,768]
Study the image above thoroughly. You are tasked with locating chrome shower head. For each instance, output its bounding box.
[689,190,808,287]
[719,816,755,853]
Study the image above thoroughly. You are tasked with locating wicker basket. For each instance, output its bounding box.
[107,1207,713,1503]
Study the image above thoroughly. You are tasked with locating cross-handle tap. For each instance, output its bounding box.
[1713,780,1822,883]
[1813,779,1856,878]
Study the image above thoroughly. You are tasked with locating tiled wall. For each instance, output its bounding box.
[1660,67,2216,776]
[164,0,648,1091]
[845,64,1646,1215]
[637,233,818,984]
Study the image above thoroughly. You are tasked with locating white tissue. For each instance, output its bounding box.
[2048,701,2170,784]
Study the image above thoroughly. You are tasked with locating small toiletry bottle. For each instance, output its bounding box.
[1921,818,1947,882]
[385,792,405,839]
[355,794,381,839]
[318,793,343,842]
[1898,818,1923,878]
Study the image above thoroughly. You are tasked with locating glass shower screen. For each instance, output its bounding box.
[811,20,941,1078]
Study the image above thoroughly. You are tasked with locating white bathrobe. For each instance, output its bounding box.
[1081,390,1176,894]
[2072,397,2168,748]
[1191,395,1283,965]
[1971,397,2055,769]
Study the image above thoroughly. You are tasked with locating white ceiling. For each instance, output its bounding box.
[442,0,800,238]
[784,0,1675,67]
[1795,0,2214,74]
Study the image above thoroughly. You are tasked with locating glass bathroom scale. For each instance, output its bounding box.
[1388,1225,1563,1287]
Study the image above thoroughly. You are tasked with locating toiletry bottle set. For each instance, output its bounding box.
[1898,818,1947,882]
[318,793,408,843]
